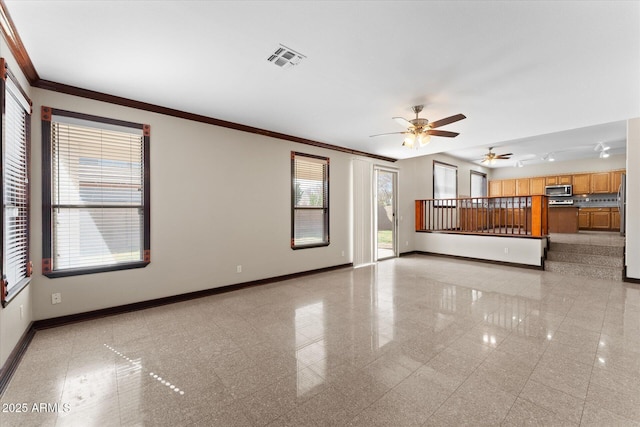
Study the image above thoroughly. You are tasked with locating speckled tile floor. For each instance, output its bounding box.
[2,254,640,426]
[550,231,625,247]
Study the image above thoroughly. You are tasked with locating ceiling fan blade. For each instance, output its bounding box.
[427,129,459,138]
[392,117,413,128]
[496,153,513,158]
[429,114,466,129]
[369,131,408,138]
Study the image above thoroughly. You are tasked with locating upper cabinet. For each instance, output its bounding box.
[529,177,546,195]
[501,179,516,196]
[516,178,530,196]
[488,169,625,198]
[590,172,610,193]
[610,170,624,193]
[489,180,502,197]
[546,175,572,185]
[572,174,590,195]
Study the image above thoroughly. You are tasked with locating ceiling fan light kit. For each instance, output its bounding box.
[480,147,512,165]
[370,104,465,149]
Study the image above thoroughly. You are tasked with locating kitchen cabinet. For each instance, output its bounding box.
[610,170,624,194]
[501,179,516,196]
[516,178,530,196]
[529,177,545,195]
[572,174,590,195]
[489,180,502,197]
[579,207,615,230]
[591,210,611,229]
[612,210,620,230]
[590,172,610,193]
[546,175,572,185]
[578,210,590,229]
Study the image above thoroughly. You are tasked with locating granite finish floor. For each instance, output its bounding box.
[2,254,640,426]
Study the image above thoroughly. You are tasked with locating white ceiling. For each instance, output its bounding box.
[5,1,639,166]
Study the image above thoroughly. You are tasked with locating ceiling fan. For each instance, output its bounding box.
[480,147,513,164]
[370,105,466,149]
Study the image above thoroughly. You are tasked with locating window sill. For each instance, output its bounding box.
[292,242,330,250]
[44,261,150,279]
[2,277,32,308]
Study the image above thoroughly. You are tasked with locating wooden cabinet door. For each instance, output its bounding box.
[578,211,590,229]
[489,180,502,197]
[501,179,516,196]
[612,210,620,230]
[590,209,611,229]
[529,177,545,195]
[610,170,624,193]
[516,178,530,196]
[591,172,611,193]
[546,176,558,185]
[572,174,590,194]
[558,175,572,185]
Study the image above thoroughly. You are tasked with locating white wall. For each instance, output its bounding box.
[0,37,34,368]
[28,88,399,321]
[626,118,640,279]
[415,233,545,267]
[489,154,626,180]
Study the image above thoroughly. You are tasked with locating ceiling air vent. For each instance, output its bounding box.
[267,44,306,69]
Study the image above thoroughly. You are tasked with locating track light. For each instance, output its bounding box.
[595,142,610,159]
[514,160,524,168]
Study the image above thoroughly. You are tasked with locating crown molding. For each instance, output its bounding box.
[33,79,397,162]
[0,0,38,83]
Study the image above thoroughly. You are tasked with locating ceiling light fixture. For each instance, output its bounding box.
[595,142,610,159]
[514,160,524,168]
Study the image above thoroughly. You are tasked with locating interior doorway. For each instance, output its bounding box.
[375,168,398,260]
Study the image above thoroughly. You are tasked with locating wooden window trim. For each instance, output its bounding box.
[41,107,150,278]
[291,152,330,249]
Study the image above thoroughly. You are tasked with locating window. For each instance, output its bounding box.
[470,171,487,198]
[291,152,329,249]
[1,61,32,306]
[433,161,457,206]
[41,107,150,277]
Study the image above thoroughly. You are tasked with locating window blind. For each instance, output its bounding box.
[2,74,31,301]
[471,171,487,198]
[292,152,329,248]
[434,161,457,206]
[44,110,149,275]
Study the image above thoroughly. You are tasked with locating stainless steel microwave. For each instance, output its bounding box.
[545,184,572,197]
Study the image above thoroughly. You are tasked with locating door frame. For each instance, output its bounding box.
[374,167,399,260]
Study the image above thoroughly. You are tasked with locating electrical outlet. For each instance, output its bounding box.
[236,265,242,273]
[406,241,409,246]
[51,293,62,304]
[20,304,23,319]
[504,247,509,254]
[341,250,344,257]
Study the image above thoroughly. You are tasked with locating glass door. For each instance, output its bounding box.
[375,168,397,260]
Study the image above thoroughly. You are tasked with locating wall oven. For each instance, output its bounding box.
[545,184,572,197]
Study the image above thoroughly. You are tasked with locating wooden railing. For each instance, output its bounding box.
[415,195,548,237]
